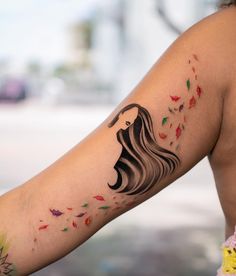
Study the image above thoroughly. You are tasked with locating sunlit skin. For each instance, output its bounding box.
[1,6,236,275]
[0,49,214,273]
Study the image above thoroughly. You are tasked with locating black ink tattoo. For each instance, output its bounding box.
[108,103,180,195]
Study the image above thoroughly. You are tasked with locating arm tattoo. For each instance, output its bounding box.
[35,54,202,238]
[107,53,202,195]
[107,103,180,195]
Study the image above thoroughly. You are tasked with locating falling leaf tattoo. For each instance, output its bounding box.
[93,195,105,201]
[179,104,184,112]
[61,228,69,232]
[176,125,182,139]
[162,117,168,126]
[98,206,110,210]
[192,67,196,73]
[75,212,87,218]
[189,96,196,109]
[159,133,167,140]
[196,85,202,98]
[84,216,92,226]
[81,203,89,208]
[170,96,181,102]
[186,79,191,91]
[72,221,78,228]
[38,225,49,231]
[49,209,64,217]
[67,207,73,211]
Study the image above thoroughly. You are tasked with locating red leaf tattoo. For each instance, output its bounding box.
[72,221,78,228]
[84,216,92,226]
[67,207,73,211]
[192,67,196,73]
[170,96,181,102]
[196,86,202,98]
[39,224,49,231]
[159,133,167,139]
[189,96,196,109]
[176,125,182,139]
[93,195,105,201]
[76,212,86,218]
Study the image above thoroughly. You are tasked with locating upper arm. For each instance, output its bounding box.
[0,7,233,275]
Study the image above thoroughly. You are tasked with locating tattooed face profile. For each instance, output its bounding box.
[108,103,180,195]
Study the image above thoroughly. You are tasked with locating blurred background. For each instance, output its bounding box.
[0,0,225,275]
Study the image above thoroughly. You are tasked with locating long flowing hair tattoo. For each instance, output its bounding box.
[108,103,180,195]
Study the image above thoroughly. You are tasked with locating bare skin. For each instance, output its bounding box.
[208,6,236,241]
[1,5,236,276]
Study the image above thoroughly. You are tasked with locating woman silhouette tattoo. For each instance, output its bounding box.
[107,103,180,195]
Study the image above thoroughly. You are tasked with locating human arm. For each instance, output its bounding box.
[0,7,234,275]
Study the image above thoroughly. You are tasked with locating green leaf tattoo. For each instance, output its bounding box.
[162,117,168,126]
[187,79,190,90]
[61,227,69,232]
[98,206,110,210]
[81,203,88,208]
